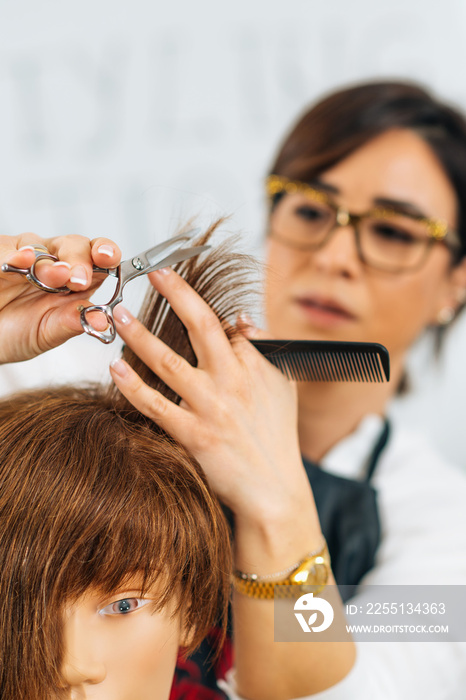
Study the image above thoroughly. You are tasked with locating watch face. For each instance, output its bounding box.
[289,552,329,589]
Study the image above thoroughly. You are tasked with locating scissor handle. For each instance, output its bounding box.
[1,251,71,294]
[29,254,71,293]
[80,305,116,344]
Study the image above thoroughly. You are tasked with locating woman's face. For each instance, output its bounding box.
[264,129,465,371]
[60,585,182,699]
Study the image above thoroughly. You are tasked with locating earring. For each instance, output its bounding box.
[437,307,455,325]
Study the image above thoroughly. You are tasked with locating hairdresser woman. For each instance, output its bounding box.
[109,82,466,700]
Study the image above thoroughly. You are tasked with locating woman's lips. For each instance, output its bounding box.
[294,295,357,326]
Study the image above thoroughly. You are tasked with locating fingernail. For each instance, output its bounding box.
[154,267,171,275]
[237,312,254,327]
[18,245,35,252]
[53,261,71,269]
[113,305,133,325]
[70,265,87,286]
[97,245,114,258]
[70,277,87,286]
[110,358,128,377]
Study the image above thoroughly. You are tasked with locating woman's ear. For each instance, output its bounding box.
[434,257,466,325]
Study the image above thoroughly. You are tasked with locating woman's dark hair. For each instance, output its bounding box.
[0,223,256,699]
[269,81,466,262]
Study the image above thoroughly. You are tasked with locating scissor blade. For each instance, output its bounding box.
[143,228,201,267]
[152,245,211,270]
[118,229,204,285]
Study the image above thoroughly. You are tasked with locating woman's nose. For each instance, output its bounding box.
[311,223,363,276]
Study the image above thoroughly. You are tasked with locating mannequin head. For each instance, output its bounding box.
[0,385,231,699]
[0,227,257,699]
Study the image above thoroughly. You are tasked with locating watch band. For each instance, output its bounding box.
[232,542,330,599]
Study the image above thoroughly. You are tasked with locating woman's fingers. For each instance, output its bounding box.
[147,267,237,372]
[0,233,123,362]
[235,313,274,341]
[35,299,106,351]
[109,357,197,443]
[90,237,121,268]
[43,234,121,291]
[1,238,45,276]
[113,305,213,410]
[2,234,91,291]
[1,234,121,293]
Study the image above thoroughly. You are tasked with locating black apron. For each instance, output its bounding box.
[170,420,390,700]
[302,418,388,601]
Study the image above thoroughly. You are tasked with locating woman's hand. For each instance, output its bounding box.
[109,266,320,536]
[109,266,354,700]
[0,233,121,364]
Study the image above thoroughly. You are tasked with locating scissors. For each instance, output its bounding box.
[1,229,210,344]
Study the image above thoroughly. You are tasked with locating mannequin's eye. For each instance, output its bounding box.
[99,598,151,616]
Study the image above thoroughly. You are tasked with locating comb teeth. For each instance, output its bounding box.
[250,340,390,383]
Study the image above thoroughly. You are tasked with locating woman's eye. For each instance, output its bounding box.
[371,223,417,244]
[294,204,328,222]
[99,598,151,616]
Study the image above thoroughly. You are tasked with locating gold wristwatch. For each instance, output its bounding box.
[232,541,330,600]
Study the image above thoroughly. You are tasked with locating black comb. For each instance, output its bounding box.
[250,340,390,383]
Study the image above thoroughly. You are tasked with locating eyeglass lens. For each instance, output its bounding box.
[270,192,434,271]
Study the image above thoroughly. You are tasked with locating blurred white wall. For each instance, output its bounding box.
[1,0,466,465]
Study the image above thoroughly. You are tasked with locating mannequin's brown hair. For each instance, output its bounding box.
[0,223,257,699]
[107,223,258,409]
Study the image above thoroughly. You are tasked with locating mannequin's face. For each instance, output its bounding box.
[265,129,466,375]
[59,585,182,699]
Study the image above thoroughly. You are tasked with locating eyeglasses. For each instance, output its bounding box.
[265,175,461,273]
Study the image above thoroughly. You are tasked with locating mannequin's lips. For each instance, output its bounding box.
[294,294,357,326]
